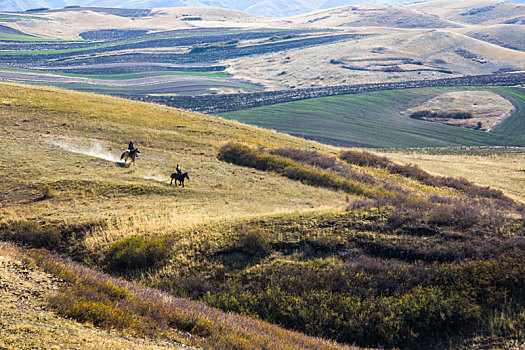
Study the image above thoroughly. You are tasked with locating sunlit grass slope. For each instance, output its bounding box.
[0,82,358,349]
[378,147,525,202]
[2,83,525,349]
[0,82,348,228]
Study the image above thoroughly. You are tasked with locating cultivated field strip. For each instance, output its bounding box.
[130,72,525,114]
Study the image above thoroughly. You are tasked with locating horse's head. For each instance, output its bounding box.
[184,172,189,180]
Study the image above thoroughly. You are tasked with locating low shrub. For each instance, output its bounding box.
[270,147,376,184]
[104,235,172,272]
[40,184,55,199]
[340,150,511,203]
[339,149,390,168]
[239,228,271,257]
[0,221,61,249]
[218,143,369,196]
[409,110,473,120]
[167,312,216,337]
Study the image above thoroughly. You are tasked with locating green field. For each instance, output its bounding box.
[219,87,525,148]
[0,14,49,22]
[0,66,231,79]
[0,33,60,42]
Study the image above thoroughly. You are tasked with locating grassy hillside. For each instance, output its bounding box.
[409,0,525,25]
[0,82,355,349]
[377,147,525,202]
[0,243,191,350]
[2,83,525,349]
[218,87,525,148]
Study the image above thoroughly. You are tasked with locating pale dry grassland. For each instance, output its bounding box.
[378,148,525,202]
[408,0,525,24]
[6,8,268,40]
[225,26,525,89]
[7,1,525,90]
[0,83,352,252]
[0,243,189,350]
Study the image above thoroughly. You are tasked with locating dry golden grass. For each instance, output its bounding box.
[0,242,189,350]
[377,148,525,202]
[3,83,525,349]
[0,82,350,252]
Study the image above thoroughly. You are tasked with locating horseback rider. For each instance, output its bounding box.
[128,141,135,152]
[176,164,182,174]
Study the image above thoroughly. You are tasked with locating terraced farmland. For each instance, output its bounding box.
[219,87,525,148]
[0,26,354,95]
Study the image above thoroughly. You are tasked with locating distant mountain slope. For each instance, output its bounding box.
[287,4,461,28]
[409,0,525,25]
[4,0,525,17]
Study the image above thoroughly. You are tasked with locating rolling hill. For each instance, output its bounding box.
[2,1,525,348]
[2,2,525,150]
[2,2,525,94]
[409,0,525,25]
[0,82,354,349]
[0,0,471,17]
[2,83,525,349]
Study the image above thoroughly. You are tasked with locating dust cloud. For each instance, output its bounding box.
[51,139,121,162]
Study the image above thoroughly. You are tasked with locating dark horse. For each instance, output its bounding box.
[120,148,141,164]
[170,172,189,187]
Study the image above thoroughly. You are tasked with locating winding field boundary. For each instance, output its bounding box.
[119,72,525,114]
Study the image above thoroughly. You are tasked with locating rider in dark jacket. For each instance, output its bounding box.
[176,164,182,174]
[128,141,134,152]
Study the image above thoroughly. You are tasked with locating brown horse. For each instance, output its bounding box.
[120,148,141,164]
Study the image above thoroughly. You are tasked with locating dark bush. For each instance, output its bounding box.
[0,221,61,249]
[218,143,369,196]
[104,235,172,272]
[239,228,271,257]
[270,147,376,184]
[340,150,391,168]
[409,110,473,120]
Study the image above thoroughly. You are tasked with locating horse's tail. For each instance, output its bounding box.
[120,151,126,160]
